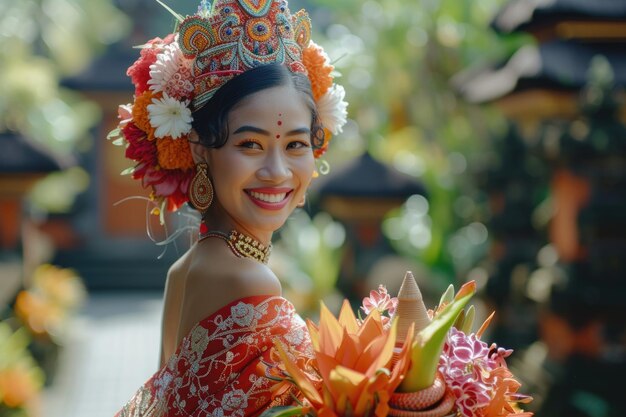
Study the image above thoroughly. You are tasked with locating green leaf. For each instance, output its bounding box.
[107,128,121,141]
[461,305,475,334]
[112,137,126,146]
[257,406,307,417]
[400,287,475,392]
[120,167,135,176]
[453,308,465,330]
[154,0,184,22]
[438,284,455,308]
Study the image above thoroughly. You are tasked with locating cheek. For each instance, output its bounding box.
[294,155,315,187]
[208,155,243,195]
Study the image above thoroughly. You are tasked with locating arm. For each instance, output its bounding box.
[159,256,189,368]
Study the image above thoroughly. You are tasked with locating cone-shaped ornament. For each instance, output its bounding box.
[394,271,431,345]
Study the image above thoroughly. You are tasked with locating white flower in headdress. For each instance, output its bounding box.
[148,41,193,99]
[147,93,192,139]
[317,84,348,135]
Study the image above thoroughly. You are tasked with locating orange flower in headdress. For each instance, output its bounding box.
[132,91,158,140]
[156,136,195,170]
[303,42,334,101]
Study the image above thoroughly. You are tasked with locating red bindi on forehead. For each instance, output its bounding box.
[276,114,283,138]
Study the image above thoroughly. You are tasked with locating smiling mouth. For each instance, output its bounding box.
[249,191,288,203]
[245,189,293,204]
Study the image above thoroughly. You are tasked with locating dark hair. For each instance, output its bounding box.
[191,63,325,151]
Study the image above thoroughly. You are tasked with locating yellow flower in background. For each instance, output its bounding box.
[33,264,86,311]
[275,300,414,417]
[0,363,42,409]
[14,291,64,338]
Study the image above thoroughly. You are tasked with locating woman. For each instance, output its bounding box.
[111,0,347,416]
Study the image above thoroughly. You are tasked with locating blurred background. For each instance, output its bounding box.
[1,0,625,416]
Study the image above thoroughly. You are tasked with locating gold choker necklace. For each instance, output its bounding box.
[199,229,271,264]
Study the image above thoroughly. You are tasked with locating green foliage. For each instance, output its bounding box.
[258,405,309,417]
[0,321,45,412]
[0,0,130,212]
[314,0,527,280]
[272,211,345,314]
[28,166,90,215]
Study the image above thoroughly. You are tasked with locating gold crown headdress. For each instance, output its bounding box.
[110,0,348,213]
[179,0,311,110]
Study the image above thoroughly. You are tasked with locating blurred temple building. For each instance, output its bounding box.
[454,1,626,416]
[314,152,427,301]
[57,0,203,290]
[0,132,63,305]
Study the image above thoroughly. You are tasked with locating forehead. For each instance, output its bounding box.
[228,85,311,127]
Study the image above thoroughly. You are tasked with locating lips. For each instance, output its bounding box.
[248,190,288,203]
[245,187,293,210]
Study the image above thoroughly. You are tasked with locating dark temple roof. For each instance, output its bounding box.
[61,44,135,92]
[492,0,626,35]
[0,132,65,174]
[316,152,427,199]
[452,40,626,104]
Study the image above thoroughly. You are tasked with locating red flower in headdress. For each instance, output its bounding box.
[123,122,156,164]
[127,35,176,95]
[141,165,192,211]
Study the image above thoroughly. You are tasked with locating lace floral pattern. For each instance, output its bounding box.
[116,296,314,417]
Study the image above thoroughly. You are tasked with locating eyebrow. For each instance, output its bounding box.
[233,125,311,136]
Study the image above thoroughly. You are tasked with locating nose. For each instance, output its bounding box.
[256,148,292,183]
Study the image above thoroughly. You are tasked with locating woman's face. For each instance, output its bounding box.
[206,84,315,238]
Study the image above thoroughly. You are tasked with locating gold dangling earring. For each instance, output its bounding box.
[189,162,213,211]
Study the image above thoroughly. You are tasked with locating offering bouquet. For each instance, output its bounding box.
[262,272,532,417]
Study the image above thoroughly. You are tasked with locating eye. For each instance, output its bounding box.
[237,139,263,150]
[287,140,311,150]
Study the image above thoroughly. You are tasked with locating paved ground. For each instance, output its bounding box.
[42,291,164,417]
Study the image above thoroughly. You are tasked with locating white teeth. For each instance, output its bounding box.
[249,191,288,203]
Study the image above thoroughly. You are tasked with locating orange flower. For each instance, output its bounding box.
[132,90,158,140]
[14,291,64,337]
[0,364,42,408]
[303,42,334,101]
[276,300,414,417]
[156,135,195,170]
[483,367,533,417]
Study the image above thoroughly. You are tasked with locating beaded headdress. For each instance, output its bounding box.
[110,0,348,213]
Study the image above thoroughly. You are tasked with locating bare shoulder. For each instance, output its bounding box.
[186,247,282,305]
[160,248,193,366]
[166,247,192,286]
[175,240,281,343]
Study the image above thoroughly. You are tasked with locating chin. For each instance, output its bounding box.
[233,210,287,236]
[256,214,292,234]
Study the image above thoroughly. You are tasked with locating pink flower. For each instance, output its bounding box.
[118,104,133,128]
[451,379,492,417]
[361,285,398,316]
[439,328,499,417]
